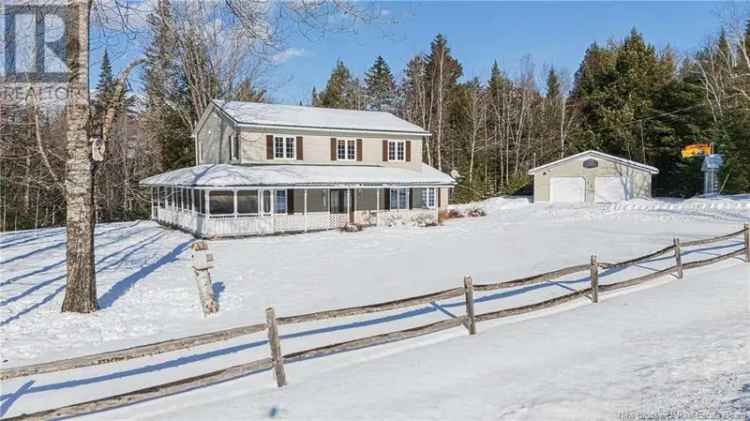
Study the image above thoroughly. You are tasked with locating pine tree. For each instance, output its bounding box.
[317,60,356,108]
[92,49,115,135]
[425,34,462,170]
[545,67,560,101]
[232,78,266,102]
[365,56,397,112]
[142,2,193,170]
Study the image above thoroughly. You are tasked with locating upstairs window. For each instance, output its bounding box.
[337,139,357,161]
[388,141,405,161]
[274,136,295,159]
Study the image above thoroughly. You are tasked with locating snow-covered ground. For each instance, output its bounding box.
[0,196,748,419]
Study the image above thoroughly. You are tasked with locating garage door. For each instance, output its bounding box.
[594,176,632,203]
[550,177,586,203]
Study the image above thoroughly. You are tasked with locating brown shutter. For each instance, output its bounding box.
[382,140,388,161]
[437,188,442,208]
[266,135,273,160]
[287,189,295,214]
[330,138,337,161]
[296,136,303,160]
[356,139,363,161]
[406,141,412,162]
[383,188,390,210]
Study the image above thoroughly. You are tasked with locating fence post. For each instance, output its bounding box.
[463,275,476,335]
[744,224,749,263]
[674,238,683,279]
[265,307,287,387]
[590,255,599,303]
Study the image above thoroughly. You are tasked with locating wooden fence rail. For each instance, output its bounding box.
[598,244,675,270]
[276,287,465,325]
[680,227,747,247]
[473,264,591,292]
[4,225,749,420]
[0,323,267,381]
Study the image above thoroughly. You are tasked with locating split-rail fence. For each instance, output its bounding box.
[3,224,749,420]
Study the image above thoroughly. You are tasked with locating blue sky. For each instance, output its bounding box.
[92,2,725,105]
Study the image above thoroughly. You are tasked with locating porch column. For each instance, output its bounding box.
[150,188,155,219]
[376,188,380,226]
[233,189,238,219]
[327,189,331,230]
[346,189,351,225]
[304,189,308,232]
[205,189,211,217]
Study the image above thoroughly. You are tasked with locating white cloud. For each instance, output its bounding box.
[271,47,306,64]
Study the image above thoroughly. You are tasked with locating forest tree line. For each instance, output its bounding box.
[2,5,750,231]
[313,28,750,201]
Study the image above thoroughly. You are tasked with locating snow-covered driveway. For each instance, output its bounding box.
[0,196,748,419]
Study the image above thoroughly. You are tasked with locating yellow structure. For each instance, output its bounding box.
[681,144,711,158]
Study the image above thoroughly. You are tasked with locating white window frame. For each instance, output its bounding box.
[389,188,409,210]
[423,188,436,209]
[388,140,405,161]
[274,136,296,160]
[337,139,357,161]
[274,190,288,214]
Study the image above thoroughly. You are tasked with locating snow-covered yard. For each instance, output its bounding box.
[1,196,749,419]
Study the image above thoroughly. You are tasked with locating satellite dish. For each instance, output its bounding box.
[450,169,461,179]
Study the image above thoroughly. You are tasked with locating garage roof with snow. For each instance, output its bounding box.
[527,150,659,175]
[213,100,431,135]
[140,163,456,188]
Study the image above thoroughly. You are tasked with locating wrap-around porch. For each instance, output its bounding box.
[150,186,442,238]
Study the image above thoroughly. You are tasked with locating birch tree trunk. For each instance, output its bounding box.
[61,0,97,313]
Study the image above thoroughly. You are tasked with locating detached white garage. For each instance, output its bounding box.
[528,151,659,203]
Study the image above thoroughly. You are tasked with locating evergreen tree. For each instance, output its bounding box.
[545,67,560,101]
[92,49,116,135]
[142,2,193,170]
[425,34,463,170]
[569,29,693,194]
[317,60,357,108]
[365,56,397,112]
[232,78,266,102]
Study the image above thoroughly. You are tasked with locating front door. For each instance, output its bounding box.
[258,189,274,234]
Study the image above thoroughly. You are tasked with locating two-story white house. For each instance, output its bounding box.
[140,100,455,238]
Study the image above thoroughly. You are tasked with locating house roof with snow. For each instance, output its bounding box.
[140,163,455,188]
[212,100,431,136]
[527,150,659,175]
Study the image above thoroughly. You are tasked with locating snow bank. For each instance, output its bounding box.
[607,194,750,212]
[449,196,532,215]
